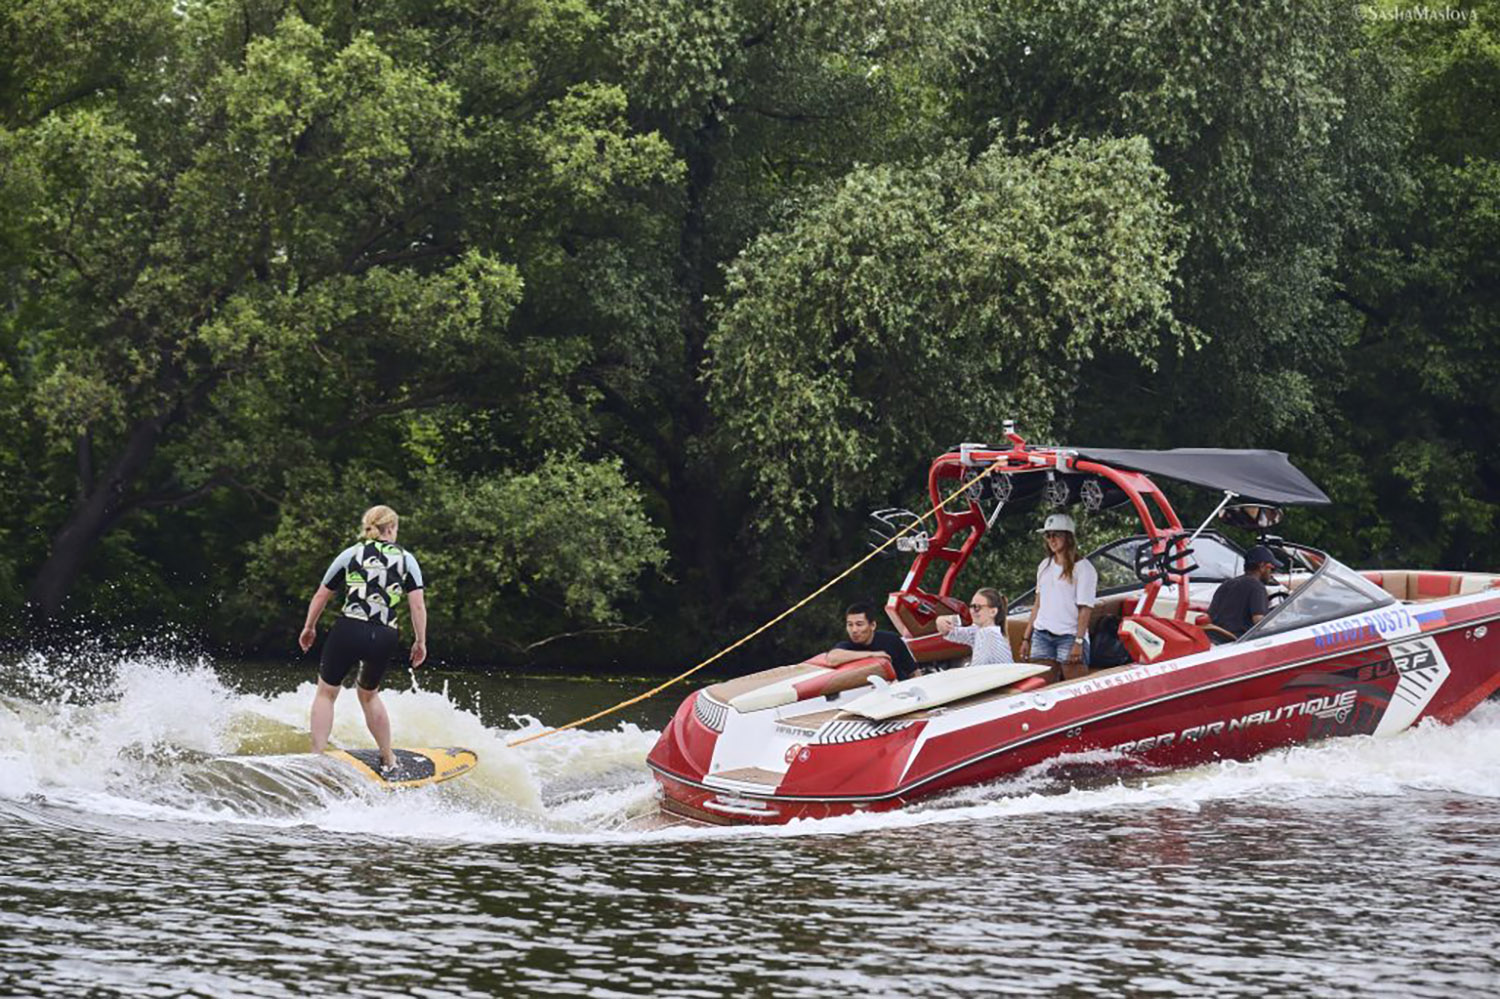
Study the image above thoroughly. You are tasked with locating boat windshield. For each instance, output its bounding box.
[1012,532,1246,608]
[1091,533,1246,590]
[1241,555,1395,640]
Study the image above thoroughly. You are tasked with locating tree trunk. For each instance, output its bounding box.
[27,413,167,621]
[666,117,728,615]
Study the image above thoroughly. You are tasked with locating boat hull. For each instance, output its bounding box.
[647,594,1500,825]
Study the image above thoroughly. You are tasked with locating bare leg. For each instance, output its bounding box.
[357,687,395,768]
[310,680,341,752]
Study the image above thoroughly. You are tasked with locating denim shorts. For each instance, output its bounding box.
[1032,628,1089,664]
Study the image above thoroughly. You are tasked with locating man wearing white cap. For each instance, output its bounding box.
[1019,513,1098,681]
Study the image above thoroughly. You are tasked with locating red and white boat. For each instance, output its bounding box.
[646,428,1500,825]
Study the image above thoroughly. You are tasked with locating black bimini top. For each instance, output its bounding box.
[1072,448,1331,506]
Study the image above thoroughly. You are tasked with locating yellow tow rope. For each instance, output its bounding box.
[506,461,1003,748]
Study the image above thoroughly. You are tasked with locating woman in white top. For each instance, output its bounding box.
[1019,513,1098,680]
[936,587,1013,667]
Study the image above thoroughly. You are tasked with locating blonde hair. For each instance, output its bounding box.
[361,505,399,540]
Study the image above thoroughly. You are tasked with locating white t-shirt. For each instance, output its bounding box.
[1034,556,1098,636]
[945,623,1014,665]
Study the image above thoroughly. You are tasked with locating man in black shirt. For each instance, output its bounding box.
[827,601,919,680]
[1208,545,1285,637]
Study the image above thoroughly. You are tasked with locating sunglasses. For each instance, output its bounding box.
[968,602,994,611]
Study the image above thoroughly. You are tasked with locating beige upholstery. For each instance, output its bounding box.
[1363,570,1500,602]
[1004,616,1029,660]
[1005,596,1139,661]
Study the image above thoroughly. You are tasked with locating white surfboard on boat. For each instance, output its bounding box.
[729,678,810,713]
[728,660,887,713]
[843,662,1051,720]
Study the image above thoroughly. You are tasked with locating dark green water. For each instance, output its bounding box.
[3,654,1499,997]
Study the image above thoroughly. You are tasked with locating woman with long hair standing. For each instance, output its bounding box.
[1019,514,1097,681]
[298,505,428,773]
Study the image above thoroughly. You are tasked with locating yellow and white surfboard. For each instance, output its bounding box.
[324,747,478,789]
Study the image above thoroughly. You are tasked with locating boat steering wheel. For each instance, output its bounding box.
[1200,622,1239,644]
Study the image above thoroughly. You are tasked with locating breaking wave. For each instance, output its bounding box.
[2,647,1497,845]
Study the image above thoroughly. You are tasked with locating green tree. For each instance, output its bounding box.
[958,0,1398,444]
[1,1,674,652]
[708,134,1187,547]
[1324,2,1500,569]
[573,0,989,637]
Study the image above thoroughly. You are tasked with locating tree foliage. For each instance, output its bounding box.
[1324,1,1500,568]
[957,0,1391,441]
[710,135,1188,529]
[0,0,676,658]
[0,0,1495,667]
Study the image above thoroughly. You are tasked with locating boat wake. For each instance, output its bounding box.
[0,649,662,841]
[3,649,1498,845]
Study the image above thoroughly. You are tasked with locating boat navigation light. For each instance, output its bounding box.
[895,535,930,553]
[1219,503,1285,531]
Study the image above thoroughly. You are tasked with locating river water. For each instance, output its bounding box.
[2,650,1498,997]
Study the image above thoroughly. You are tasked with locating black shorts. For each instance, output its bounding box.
[319,616,401,691]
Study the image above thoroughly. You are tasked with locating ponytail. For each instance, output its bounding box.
[361,505,399,540]
[976,587,1006,620]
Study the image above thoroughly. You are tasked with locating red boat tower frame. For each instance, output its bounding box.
[888,429,1195,640]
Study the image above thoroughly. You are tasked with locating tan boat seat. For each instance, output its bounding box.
[1361,570,1500,602]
